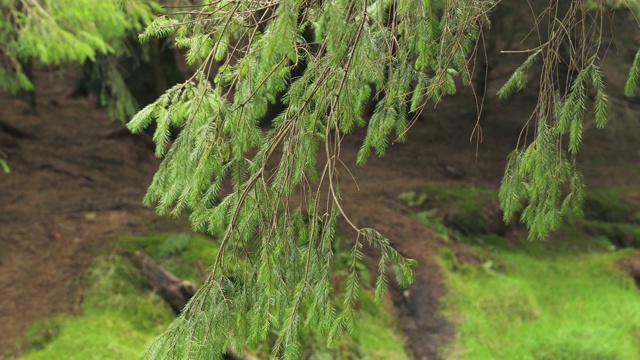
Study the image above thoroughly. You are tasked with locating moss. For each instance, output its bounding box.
[439,247,482,277]
[532,340,619,360]
[20,233,221,359]
[441,246,640,360]
[352,310,409,360]
[584,189,635,223]
[18,318,61,353]
[21,255,173,359]
[405,184,502,236]
[413,209,451,241]
[440,247,462,271]
[583,221,640,249]
[22,314,166,360]
[20,232,410,359]
[118,232,221,284]
[398,191,428,207]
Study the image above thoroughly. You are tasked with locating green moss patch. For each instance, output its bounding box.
[441,247,640,359]
[21,255,174,360]
[400,184,640,359]
[19,232,409,359]
[401,184,503,237]
[584,189,636,223]
[582,221,640,249]
[20,233,222,359]
[118,232,221,283]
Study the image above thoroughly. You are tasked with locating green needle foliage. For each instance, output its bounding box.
[497,1,616,240]
[1,0,637,357]
[0,0,160,120]
[124,0,638,358]
[131,1,475,358]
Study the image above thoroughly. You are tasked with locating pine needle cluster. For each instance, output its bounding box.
[497,1,618,239]
[129,0,493,358]
[0,0,160,120]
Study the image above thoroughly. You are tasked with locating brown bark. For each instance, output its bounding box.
[133,252,262,360]
[134,251,196,314]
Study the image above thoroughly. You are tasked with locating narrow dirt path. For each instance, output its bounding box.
[340,195,450,359]
[333,100,525,358]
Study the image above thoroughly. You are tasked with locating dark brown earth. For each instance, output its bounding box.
[0,71,184,358]
[2,23,640,360]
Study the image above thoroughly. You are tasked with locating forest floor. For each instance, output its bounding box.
[2,41,640,359]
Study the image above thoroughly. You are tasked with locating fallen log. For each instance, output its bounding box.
[134,251,196,314]
[133,251,260,360]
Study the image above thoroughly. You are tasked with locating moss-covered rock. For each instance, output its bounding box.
[402,184,506,236]
[583,221,640,249]
[583,189,635,223]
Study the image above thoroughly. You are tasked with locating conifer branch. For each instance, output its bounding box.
[128,0,635,357]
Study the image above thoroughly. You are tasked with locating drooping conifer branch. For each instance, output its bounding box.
[128,0,637,358]
[130,1,491,358]
[497,0,612,239]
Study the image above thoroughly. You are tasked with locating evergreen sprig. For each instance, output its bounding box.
[130,0,629,358]
[130,0,489,358]
[625,48,640,97]
[497,49,541,99]
[498,3,610,240]
[0,0,160,94]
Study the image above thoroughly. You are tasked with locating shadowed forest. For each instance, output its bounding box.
[2,1,640,359]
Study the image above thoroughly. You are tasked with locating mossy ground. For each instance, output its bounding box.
[400,184,501,237]
[405,183,640,360]
[20,254,174,360]
[18,233,408,359]
[441,241,640,360]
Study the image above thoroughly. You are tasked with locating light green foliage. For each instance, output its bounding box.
[304,237,409,359]
[498,61,611,239]
[0,158,10,173]
[0,0,160,122]
[499,131,587,240]
[495,3,620,240]
[130,1,494,357]
[0,0,159,91]
[496,50,541,99]
[127,0,640,358]
[625,48,640,97]
[441,245,640,360]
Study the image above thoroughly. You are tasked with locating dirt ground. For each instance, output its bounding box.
[2,33,640,360]
[0,71,183,357]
